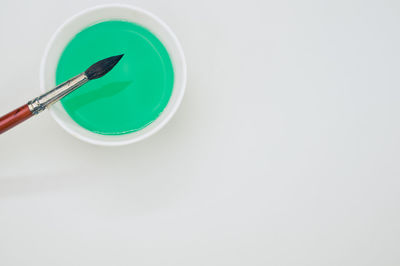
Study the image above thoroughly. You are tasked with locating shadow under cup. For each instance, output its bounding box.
[41,4,186,146]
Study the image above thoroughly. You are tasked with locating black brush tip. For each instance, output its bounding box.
[85,54,124,80]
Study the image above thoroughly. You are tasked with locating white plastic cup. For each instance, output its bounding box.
[40,4,186,146]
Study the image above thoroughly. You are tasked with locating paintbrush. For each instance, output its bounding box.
[0,54,124,134]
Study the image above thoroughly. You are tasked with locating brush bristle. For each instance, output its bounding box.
[85,54,124,80]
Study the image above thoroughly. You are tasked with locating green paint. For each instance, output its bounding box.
[56,20,174,135]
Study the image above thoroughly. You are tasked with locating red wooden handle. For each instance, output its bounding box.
[0,104,33,134]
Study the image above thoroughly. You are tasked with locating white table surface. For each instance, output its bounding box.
[1,0,400,265]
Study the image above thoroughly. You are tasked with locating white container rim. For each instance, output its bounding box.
[40,4,187,146]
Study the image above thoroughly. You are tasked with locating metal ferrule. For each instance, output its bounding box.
[28,73,88,115]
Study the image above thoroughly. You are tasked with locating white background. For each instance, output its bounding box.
[1,0,400,265]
